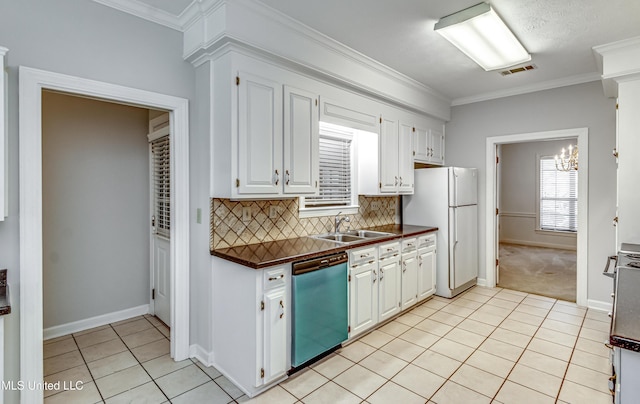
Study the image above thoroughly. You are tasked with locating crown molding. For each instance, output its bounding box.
[92,0,184,31]
[451,72,602,106]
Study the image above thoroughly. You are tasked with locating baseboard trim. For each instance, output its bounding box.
[476,278,488,287]
[500,239,577,251]
[43,304,149,340]
[189,344,215,367]
[587,299,612,312]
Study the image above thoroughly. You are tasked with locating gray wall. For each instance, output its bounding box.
[445,81,617,305]
[0,1,198,401]
[499,139,578,250]
[42,91,150,328]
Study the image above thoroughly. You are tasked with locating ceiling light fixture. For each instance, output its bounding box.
[555,144,578,171]
[434,2,531,71]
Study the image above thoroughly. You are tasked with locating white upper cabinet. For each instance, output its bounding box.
[359,116,415,195]
[283,85,319,195]
[237,71,284,196]
[414,123,445,166]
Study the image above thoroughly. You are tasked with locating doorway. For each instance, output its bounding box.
[496,139,578,302]
[19,67,190,402]
[485,128,588,307]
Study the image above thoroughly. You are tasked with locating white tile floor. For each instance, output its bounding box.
[43,287,614,403]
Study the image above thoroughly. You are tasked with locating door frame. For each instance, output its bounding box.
[19,66,190,401]
[485,128,588,306]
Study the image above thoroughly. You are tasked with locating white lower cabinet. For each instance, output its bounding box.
[348,233,437,340]
[401,238,419,311]
[377,241,402,323]
[212,257,290,397]
[417,234,437,301]
[348,246,379,339]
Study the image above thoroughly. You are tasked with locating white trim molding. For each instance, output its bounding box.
[19,66,190,403]
[44,305,150,341]
[486,128,589,307]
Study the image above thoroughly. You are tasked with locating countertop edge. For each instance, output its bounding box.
[211,225,437,269]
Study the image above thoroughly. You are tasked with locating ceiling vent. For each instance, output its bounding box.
[500,64,537,76]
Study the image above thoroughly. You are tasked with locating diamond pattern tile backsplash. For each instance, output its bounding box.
[211,196,398,250]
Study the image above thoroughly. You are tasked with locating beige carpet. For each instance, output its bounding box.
[497,243,577,302]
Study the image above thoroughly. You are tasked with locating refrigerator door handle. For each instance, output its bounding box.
[450,208,458,290]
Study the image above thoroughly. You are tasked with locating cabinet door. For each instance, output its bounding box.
[398,122,414,194]
[379,116,399,193]
[401,252,418,310]
[413,125,429,162]
[262,287,287,385]
[378,257,401,322]
[284,85,319,195]
[429,128,445,166]
[349,262,379,338]
[417,248,436,301]
[237,71,283,195]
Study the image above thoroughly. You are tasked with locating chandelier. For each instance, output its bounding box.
[555,144,578,171]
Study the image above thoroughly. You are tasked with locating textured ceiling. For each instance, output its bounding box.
[126,0,640,104]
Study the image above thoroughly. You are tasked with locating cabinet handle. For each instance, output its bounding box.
[609,374,617,395]
[604,340,613,350]
[268,274,284,281]
[402,262,406,273]
[399,176,403,186]
[372,270,377,283]
[418,256,422,266]
[379,268,384,281]
[274,169,280,186]
[279,300,284,319]
[394,176,399,186]
[360,253,370,258]
[285,170,290,185]
[368,260,375,264]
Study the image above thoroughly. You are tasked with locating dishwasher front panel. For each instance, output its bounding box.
[292,261,348,367]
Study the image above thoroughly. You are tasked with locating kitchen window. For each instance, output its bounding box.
[299,122,358,217]
[538,155,577,232]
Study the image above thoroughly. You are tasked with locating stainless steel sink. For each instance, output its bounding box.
[312,234,365,243]
[343,230,394,238]
[310,229,394,244]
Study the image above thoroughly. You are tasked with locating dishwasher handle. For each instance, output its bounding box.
[603,255,618,279]
[293,252,348,275]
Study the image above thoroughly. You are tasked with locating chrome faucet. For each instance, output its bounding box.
[334,211,350,233]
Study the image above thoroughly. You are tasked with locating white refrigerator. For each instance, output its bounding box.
[403,167,478,298]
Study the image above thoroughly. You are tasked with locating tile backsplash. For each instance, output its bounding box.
[211,196,398,250]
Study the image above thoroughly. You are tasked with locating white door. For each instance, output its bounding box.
[378,257,401,322]
[149,122,171,326]
[495,144,501,284]
[449,167,478,206]
[262,287,287,385]
[283,85,318,195]
[349,263,378,338]
[401,252,418,310]
[449,205,478,289]
[237,71,283,195]
[379,116,400,193]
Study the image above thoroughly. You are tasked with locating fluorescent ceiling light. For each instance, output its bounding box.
[435,2,531,71]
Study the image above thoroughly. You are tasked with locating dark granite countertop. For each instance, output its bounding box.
[211,224,437,269]
[611,266,640,351]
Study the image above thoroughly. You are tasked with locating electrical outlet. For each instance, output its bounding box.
[371,201,380,211]
[242,207,252,222]
[269,205,279,219]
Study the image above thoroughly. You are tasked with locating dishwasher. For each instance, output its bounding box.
[291,251,348,369]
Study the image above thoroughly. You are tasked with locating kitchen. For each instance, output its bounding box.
[1,0,639,403]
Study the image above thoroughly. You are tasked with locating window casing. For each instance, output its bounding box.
[538,155,577,232]
[300,122,358,217]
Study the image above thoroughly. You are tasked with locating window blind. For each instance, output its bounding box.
[539,156,577,232]
[305,135,352,207]
[152,135,170,238]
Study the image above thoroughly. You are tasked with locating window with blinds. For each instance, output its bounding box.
[304,132,353,208]
[539,156,577,232]
[152,135,170,238]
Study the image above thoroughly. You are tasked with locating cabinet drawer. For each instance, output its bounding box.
[418,233,436,250]
[379,241,401,260]
[263,266,287,290]
[402,238,417,253]
[350,246,378,267]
